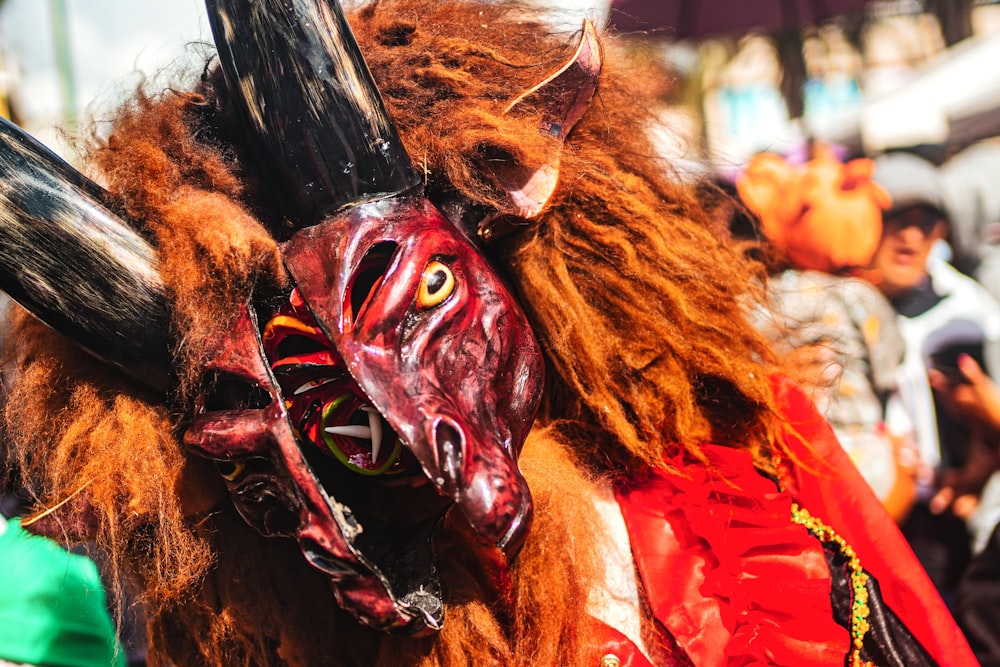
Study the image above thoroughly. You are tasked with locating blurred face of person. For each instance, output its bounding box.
[868,205,948,298]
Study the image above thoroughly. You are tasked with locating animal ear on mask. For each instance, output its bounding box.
[476,19,602,241]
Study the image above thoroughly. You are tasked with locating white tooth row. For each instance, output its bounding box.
[325,406,384,464]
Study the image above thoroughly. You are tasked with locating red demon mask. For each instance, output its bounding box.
[0,0,598,637]
[181,194,543,633]
[180,0,544,634]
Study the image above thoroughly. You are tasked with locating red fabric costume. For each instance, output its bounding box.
[604,378,975,666]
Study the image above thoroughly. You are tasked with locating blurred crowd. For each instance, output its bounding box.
[652,2,1000,664]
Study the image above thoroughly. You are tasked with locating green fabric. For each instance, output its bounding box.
[0,517,124,667]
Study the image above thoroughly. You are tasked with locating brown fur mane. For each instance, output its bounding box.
[2,1,791,665]
[349,0,785,472]
[4,315,605,665]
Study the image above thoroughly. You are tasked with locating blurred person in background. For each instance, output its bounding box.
[736,145,920,522]
[929,353,1000,666]
[701,33,801,166]
[868,149,1000,604]
[801,24,865,143]
[860,1,946,97]
[940,138,1000,303]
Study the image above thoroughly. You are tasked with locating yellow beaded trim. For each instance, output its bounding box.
[790,503,876,667]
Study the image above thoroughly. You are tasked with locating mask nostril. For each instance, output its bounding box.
[434,420,464,493]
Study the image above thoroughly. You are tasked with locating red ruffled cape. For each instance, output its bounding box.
[610,377,976,666]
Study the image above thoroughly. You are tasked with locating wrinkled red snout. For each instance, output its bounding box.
[281,194,543,556]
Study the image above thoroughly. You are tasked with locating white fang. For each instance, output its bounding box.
[325,424,372,439]
[364,407,383,464]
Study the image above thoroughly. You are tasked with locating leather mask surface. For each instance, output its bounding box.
[0,0,551,640]
[183,194,543,635]
[187,0,545,636]
[282,194,543,555]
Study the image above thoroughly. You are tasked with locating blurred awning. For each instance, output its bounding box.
[609,0,871,38]
[821,34,1000,155]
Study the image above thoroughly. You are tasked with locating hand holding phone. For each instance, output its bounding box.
[929,342,986,385]
[929,350,1000,433]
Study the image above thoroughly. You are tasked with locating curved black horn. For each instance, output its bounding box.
[206,0,421,228]
[0,117,171,392]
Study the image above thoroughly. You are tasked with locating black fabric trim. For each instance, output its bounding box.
[824,541,938,666]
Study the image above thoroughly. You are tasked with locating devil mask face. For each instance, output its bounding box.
[281,195,540,550]
[182,193,543,633]
[175,0,597,632]
[174,0,557,635]
[0,0,597,638]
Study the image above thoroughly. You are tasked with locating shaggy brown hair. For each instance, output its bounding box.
[2,0,792,665]
[350,0,784,471]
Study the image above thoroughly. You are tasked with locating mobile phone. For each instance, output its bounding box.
[929,342,986,385]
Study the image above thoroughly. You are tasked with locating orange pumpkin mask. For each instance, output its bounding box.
[736,145,892,273]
